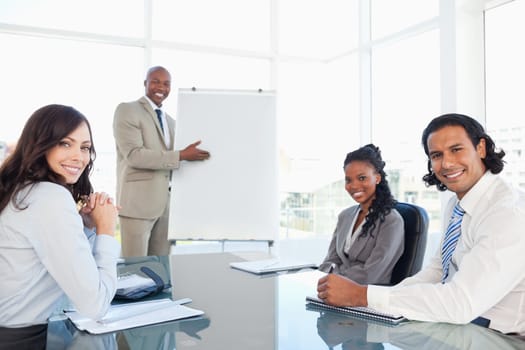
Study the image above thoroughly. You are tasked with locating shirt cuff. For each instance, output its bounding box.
[83,226,96,248]
[367,284,391,311]
[93,234,121,262]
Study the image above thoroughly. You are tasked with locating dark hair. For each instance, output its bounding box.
[344,144,397,238]
[0,104,95,213]
[421,113,505,191]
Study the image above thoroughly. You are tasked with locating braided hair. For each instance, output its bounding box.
[344,144,397,238]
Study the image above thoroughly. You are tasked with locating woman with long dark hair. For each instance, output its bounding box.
[319,144,404,285]
[0,104,120,328]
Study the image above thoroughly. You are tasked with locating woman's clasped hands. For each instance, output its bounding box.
[79,192,119,236]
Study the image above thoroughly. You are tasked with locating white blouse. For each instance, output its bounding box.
[0,182,120,326]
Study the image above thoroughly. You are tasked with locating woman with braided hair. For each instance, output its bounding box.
[319,144,404,285]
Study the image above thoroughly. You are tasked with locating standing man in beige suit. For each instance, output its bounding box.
[113,66,210,257]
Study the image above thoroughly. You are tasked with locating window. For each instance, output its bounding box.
[278,0,358,58]
[371,29,441,233]
[0,33,143,195]
[0,0,143,37]
[151,49,271,93]
[277,56,359,236]
[276,0,360,237]
[371,0,438,39]
[152,0,270,52]
[485,0,525,191]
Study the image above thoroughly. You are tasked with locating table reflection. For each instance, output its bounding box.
[371,321,525,350]
[312,308,525,350]
[45,314,210,350]
[315,310,385,350]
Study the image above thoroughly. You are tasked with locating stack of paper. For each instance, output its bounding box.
[230,258,317,274]
[65,298,204,334]
[116,273,156,295]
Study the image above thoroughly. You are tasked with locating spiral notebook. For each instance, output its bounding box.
[305,296,406,325]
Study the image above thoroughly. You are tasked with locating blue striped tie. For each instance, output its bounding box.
[441,203,465,283]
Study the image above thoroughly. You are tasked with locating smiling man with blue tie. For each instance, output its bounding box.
[113,66,210,257]
[317,113,525,335]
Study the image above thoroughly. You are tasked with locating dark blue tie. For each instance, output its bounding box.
[155,109,164,133]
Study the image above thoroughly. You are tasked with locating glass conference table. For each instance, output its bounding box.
[38,252,525,349]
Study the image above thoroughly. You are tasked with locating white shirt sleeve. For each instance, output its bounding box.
[367,198,525,332]
[30,184,120,320]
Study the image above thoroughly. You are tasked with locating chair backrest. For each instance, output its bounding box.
[390,202,429,285]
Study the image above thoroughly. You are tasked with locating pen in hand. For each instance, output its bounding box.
[328,263,336,274]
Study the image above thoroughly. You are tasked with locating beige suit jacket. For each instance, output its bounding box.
[113,97,179,219]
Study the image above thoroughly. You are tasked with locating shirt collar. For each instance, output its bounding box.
[458,171,496,215]
[144,95,162,111]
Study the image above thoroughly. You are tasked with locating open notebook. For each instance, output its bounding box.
[305,296,407,326]
[230,258,317,275]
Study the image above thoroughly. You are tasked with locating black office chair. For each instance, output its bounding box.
[390,202,429,285]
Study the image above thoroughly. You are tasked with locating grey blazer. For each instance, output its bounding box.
[319,205,404,285]
[113,97,179,219]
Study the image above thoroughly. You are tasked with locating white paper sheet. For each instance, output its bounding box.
[65,298,204,334]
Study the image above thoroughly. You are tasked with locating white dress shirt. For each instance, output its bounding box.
[145,95,171,148]
[367,172,525,334]
[0,182,120,327]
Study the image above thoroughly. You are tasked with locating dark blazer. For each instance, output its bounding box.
[319,205,404,285]
[113,97,179,219]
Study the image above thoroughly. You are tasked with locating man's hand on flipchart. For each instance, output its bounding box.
[180,140,211,161]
